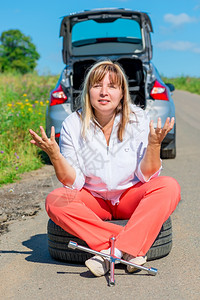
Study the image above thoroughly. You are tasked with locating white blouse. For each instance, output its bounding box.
[59,104,161,205]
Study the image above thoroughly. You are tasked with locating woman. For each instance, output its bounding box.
[29,61,180,277]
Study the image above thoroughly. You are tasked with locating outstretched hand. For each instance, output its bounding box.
[148,117,174,146]
[29,126,60,159]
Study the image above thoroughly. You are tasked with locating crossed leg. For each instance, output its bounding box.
[46,176,181,256]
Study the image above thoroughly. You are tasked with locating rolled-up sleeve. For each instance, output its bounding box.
[136,160,162,183]
[59,122,85,190]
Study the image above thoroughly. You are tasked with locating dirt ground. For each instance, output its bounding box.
[0,165,59,235]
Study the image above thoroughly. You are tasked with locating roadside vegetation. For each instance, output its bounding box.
[162,76,200,95]
[0,29,40,74]
[0,72,58,186]
[0,73,200,186]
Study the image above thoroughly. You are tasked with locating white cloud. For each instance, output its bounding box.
[193,47,200,54]
[157,40,200,53]
[194,4,200,11]
[164,13,197,26]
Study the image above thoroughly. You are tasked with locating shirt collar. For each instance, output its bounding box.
[90,112,121,129]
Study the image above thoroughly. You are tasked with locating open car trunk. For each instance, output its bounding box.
[71,58,146,111]
[60,9,153,64]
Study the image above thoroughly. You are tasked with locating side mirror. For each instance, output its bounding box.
[165,83,175,92]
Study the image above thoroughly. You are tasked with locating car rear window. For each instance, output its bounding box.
[72,19,142,47]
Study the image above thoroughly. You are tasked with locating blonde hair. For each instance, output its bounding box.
[79,60,131,141]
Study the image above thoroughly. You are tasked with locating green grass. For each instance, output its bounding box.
[0,72,200,186]
[0,72,59,186]
[162,76,200,95]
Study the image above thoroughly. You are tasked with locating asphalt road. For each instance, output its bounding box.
[0,90,200,300]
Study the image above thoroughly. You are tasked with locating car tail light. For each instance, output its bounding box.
[150,80,169,101]
[50,85,67,106]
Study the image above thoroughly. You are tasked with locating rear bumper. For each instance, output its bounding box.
[145,99,175,135]
[46,103,72,137]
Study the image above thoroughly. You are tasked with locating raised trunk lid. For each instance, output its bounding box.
[60,9,153,63]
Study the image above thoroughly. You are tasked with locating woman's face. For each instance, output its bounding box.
[89,72,123,118]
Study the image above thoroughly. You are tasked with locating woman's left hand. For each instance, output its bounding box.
[148,117,175,146]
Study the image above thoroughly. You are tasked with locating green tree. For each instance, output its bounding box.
[0,29,40,74]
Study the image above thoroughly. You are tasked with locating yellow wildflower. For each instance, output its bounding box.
[35,100,39,104]
[23,94,27,97]
[40,101,44,106]
[28,108,32,112]
[46,100,49,104]
[7,103,12,107]
[25,99,29,102]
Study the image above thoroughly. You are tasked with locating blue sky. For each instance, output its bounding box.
[0,0,200,77]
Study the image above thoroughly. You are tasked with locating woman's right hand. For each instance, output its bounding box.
[29,126,60,160]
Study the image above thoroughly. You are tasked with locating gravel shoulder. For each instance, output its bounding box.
[0,165,60,235]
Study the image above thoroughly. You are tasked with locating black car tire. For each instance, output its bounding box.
[161,145,176,159]
[161,125,176,159]
[47,217,172,263]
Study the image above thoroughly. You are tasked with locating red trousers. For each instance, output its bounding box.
[46,176,180,257]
